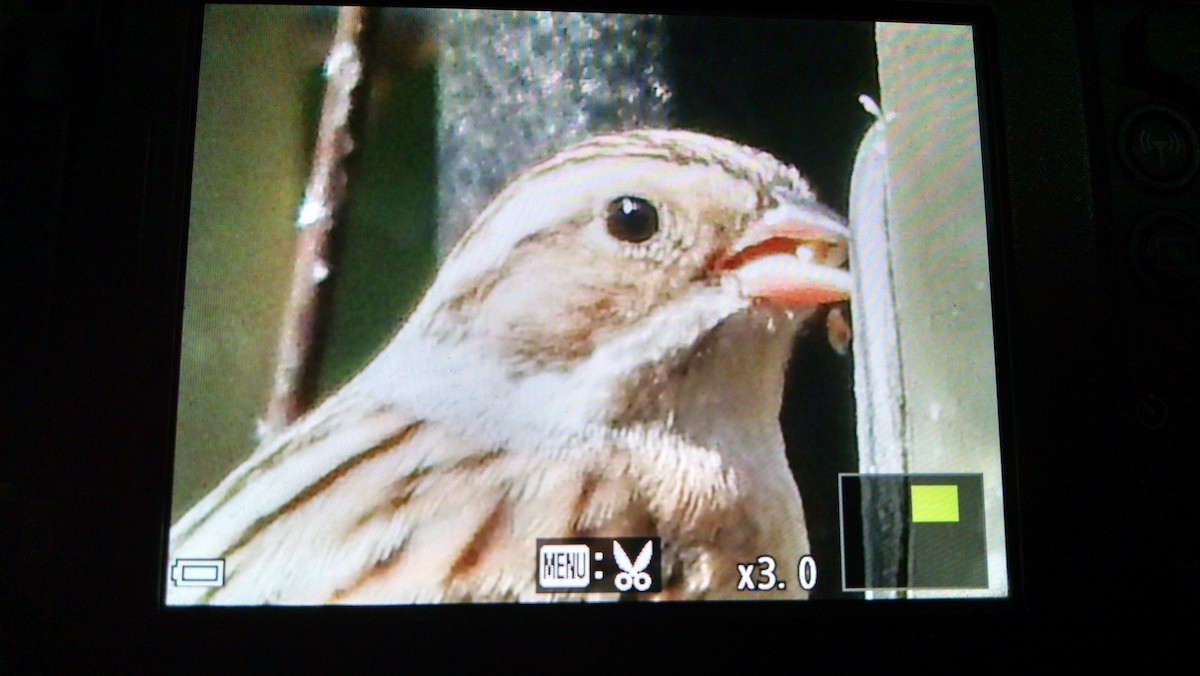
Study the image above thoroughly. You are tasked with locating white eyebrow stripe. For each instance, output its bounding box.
[426,156,680,309]
[447,129,811,259]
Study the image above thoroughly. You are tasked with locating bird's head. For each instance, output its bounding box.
[397,129,849,432]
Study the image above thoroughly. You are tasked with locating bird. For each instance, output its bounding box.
[166,128,851,605]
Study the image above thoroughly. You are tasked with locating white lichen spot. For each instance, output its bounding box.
[254,417,272,443]
[312,260,330,284]
[859,94,883,119]
[651,79,673,102]
[930,402,942,422]
[296,198,328,229]
[858,93,897,123]
[323,41,357,78]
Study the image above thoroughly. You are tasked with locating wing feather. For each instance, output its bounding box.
[168,401,778,603]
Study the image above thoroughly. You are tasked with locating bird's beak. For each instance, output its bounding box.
[711,202,852,306]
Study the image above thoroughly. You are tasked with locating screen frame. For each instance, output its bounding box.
[160,2,1022,611]
[16,0,1145,667]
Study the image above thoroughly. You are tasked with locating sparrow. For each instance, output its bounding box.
[167,128,851,605]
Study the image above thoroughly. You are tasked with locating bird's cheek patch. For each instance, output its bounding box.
[481,273,639,370]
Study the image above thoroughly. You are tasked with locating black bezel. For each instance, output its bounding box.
[160,1,1020,611]
[13,0,1184,669]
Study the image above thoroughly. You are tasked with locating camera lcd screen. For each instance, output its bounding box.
[165,5,1008,605]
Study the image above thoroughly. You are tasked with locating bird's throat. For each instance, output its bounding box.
[608,310,800,470]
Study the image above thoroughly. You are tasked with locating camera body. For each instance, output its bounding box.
[4,0,1198,668]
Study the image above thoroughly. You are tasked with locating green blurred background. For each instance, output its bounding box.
[172,6,437,519]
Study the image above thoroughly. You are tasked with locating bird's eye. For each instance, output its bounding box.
[605,196,659,243]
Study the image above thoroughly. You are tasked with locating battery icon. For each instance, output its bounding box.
[170,558,225,587]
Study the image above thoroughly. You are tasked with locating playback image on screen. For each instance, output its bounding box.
[164,5,1008,605]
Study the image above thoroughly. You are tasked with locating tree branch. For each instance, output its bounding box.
[260,7,371,440]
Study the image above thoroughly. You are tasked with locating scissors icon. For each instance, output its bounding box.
[613,540,654,592]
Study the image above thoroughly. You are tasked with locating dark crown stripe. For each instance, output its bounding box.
[448,130,797,258]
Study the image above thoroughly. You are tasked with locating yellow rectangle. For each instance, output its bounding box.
[911,485,959,522]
